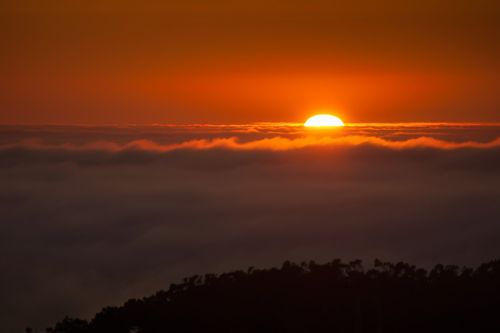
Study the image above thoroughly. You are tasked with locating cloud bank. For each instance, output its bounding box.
[1,124,499,332]
[4,134,500,153]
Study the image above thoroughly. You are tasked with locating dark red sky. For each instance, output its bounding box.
[1,0,500,124]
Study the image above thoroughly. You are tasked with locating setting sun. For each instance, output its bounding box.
[304,114,345,127]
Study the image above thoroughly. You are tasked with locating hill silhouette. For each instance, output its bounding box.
[44,259,500,333]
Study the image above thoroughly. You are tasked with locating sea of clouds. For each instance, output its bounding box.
[1,123,500,331]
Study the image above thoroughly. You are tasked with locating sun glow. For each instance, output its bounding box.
[304,114,345,127]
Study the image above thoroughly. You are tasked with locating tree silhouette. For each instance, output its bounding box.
[44,258,500,333]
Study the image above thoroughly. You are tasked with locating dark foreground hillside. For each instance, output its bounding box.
[45,259,500,333]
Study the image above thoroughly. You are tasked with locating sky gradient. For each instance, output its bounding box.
[2,0,500,124]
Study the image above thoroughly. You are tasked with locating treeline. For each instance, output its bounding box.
[44,259,500,333]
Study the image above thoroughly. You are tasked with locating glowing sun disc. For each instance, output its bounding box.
[304,114,345,127]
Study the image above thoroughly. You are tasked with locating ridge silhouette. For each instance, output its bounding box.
[44,258,500,333]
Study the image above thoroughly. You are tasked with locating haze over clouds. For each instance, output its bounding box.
[1,124,500,331]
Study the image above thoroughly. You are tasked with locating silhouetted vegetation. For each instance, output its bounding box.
[45,259,500,332]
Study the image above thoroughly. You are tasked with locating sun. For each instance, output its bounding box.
[304,114,345,127]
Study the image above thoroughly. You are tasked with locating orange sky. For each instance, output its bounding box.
[1,0,500,124]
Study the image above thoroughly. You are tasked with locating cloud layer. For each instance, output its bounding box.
[1,123,500,332]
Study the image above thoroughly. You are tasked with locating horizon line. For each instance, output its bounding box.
[2,121,500,128]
